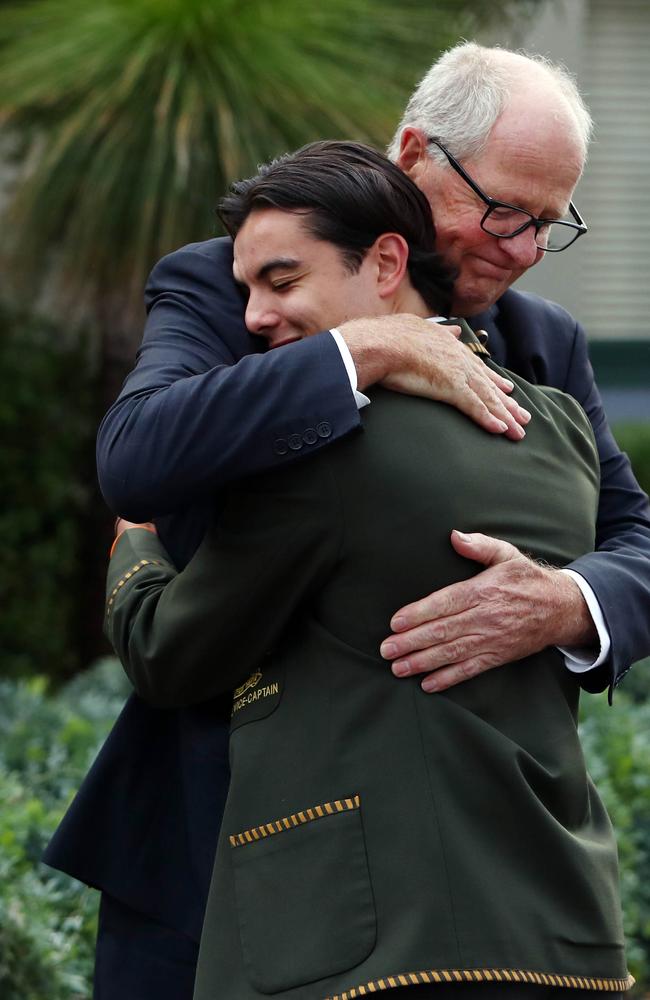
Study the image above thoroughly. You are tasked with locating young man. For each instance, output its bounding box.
[106,142,630,999]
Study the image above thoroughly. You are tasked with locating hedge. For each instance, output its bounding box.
[1,659,649,996]
[0,659,130,999]
[0,307,97,683]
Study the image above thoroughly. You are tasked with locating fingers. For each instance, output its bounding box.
[384,536,524,645]
[383,615,478,669]
[464,371,530,440]
[387,578,476,636]
[488,368,515,394]
[491,377,532,429]
[449,530,523,567]
[375,322,531,440]
[419,656,499,693]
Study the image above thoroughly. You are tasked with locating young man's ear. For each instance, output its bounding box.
[374,233,409,299]
[395,126,430,179]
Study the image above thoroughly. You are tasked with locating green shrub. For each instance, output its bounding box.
[0,306,97,682]
[614,423,650,498]
[1,658,649,994]
[0,659,130,1000]
[580,687,650,991]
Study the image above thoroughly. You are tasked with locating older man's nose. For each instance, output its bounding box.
[499,227,541,269]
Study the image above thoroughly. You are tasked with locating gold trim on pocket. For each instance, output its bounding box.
[229,795,360,848]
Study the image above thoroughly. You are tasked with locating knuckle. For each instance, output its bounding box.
[424,621,447,644]
[482,582,505,605]
[458,660,481,681]
[444,641,463,662]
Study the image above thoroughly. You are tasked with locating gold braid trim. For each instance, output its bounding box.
[105,559,163,619]
[229,795,360,848]
[326,969,635,998]
[465,341,490,357]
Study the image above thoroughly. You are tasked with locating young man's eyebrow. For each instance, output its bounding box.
[256,257,301,281]
[232,256,302,289]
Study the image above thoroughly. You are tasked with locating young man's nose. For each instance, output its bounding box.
[245,299,280,336]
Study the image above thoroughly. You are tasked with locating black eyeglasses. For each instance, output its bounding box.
[428,138,588,252]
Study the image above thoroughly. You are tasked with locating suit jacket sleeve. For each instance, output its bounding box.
[104,460,342,708]
[559,321,650,693]
[96,240,360,521]
[483,291,650,692]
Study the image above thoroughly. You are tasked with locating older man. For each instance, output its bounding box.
[44,43,650,1000]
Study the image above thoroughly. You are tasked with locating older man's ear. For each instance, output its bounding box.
[395,126,430,179]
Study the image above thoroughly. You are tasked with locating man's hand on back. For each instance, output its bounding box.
[380,530,598,692]
[338,314,530,440]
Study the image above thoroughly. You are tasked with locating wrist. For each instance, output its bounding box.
[547,567,598,647]
[335,317,396,390]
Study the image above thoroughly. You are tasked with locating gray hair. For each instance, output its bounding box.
[387,42,592,167]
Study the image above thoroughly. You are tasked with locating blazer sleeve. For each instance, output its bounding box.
[560,321,650,694]
[96,241,361,521]
[104,459,343,709]
[485,291,650,693]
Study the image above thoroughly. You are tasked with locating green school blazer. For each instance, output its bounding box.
[106,342,631,999]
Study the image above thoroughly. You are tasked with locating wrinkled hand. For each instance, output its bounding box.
[380,530,596,692]
[339,315,530,440]
[382,320,530,440]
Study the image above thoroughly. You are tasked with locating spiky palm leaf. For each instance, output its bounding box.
[0,0,540,339]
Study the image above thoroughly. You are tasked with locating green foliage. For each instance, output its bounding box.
[0,305,96,680]
[614,423,650,498]
[0,659,130,1000]
[0,0,542,333]
[580,687,650,991]
[1,660,649,993]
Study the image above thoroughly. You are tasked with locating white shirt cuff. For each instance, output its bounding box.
[557,569,611,672]
[330,329,370,410]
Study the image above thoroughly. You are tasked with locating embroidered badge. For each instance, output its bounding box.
[231,665,283,727]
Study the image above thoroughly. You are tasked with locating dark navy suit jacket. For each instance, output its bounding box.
[43,237,650,942]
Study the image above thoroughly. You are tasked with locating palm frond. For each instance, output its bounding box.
[0,0,543,338]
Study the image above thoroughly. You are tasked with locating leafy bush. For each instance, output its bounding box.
[614,422,650,498]
[0,659,130,1000]
[1,658,649,994]
[580,685,650,992]
[0,306,97,682]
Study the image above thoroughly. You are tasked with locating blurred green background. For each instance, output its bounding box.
[0,0,648,996]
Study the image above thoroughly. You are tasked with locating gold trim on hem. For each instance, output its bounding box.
[229,794,360,848]
[325,968,635,998]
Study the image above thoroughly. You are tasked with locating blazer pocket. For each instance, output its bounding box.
[230,794,376,993]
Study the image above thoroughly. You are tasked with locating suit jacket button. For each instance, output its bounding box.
[302,428,318,445]
[316,421,332,439]
[287,433,303,451]
[274,438,289,456]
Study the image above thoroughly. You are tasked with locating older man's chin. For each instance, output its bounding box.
[453,269,521,317]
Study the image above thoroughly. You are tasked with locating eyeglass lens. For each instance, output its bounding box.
[483,206,579,251]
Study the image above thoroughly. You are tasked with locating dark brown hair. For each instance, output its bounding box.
[218,140,455,315]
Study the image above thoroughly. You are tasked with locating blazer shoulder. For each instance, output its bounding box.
[144,237,237,307]
[496,287,579,337]
[159,236,233,269]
